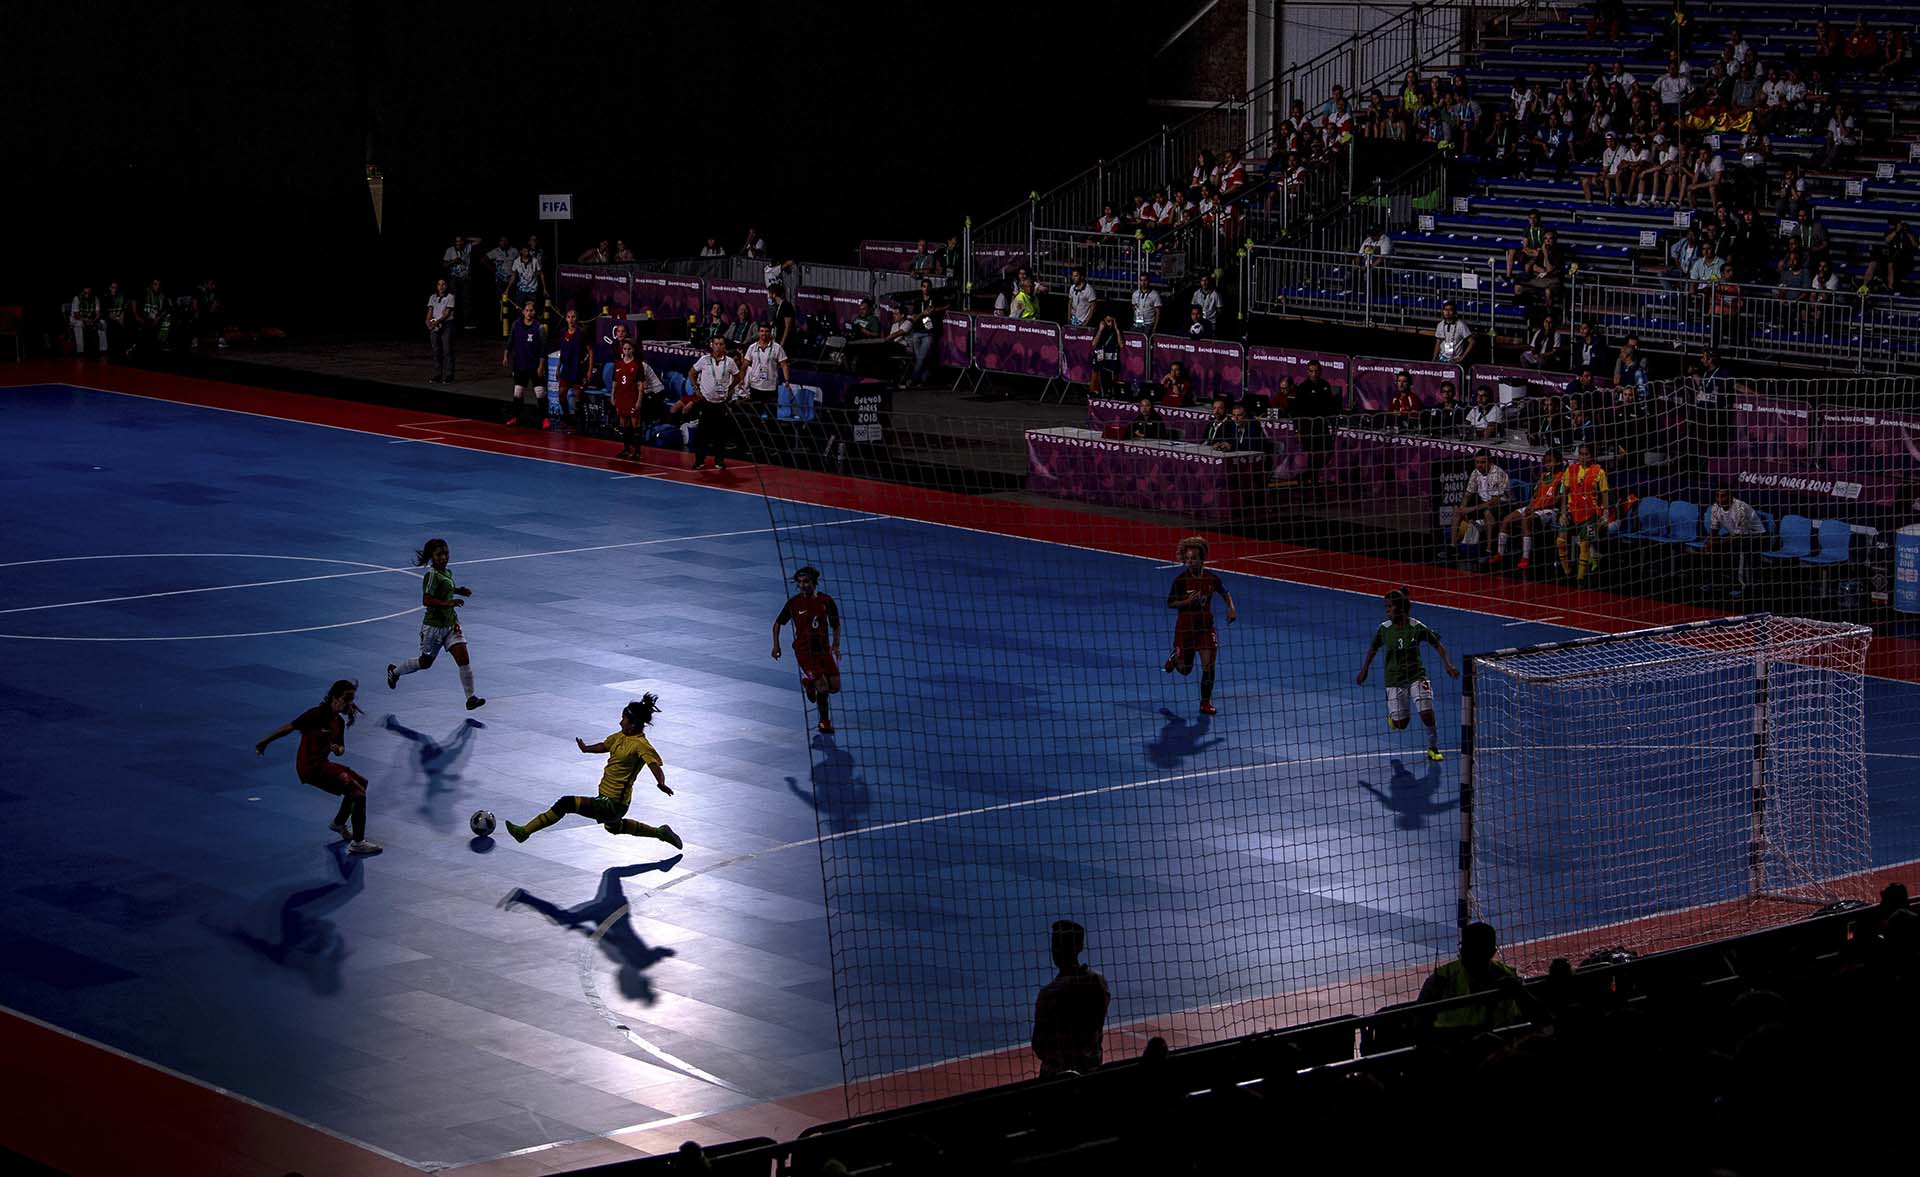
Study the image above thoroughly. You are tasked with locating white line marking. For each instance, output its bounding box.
[580,906,749,1094]
[0,607,422,643]
[395,416,470,428]
[386,436,443,444]
[1503,615,1561,626]
[0,519,887,621]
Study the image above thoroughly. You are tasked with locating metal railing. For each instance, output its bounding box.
[1030,228,1147,292]
[1239,247,1920,372]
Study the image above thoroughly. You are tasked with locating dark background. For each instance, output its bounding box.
[4,2,1187,334]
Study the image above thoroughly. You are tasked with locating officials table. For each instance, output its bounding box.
[1025,426,1269,518]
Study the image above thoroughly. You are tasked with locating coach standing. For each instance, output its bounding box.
[689,334,744,471]
[743,324,790,408]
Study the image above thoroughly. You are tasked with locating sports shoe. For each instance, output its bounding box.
[1486,554,1503,568]
[466,695,486,710]
[818,719,835,734]
[505,821,529,843]
[386,664,399,690]
[1162,657,1177,674]
[1426,747,1445,763]
[497,887,524,910]
[1199,701,1217,716]
[347,839,384,856]
[1516,557,1531,571]
[657,823,684,850]
[329,816,351,838]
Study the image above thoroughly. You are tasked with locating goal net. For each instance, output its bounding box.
[1460,614,1871,974]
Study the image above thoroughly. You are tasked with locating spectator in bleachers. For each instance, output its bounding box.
[1774,163,1810,220]
[1531,106,1575,179]
[1419,922,1523,1031]
[576,239,610,265]
[1613,334,1652,395]
[1581,131,1624,203]
[1423,381,1466,437]
[694,301,728,348]
[1522,314,1565,370]
[1521,230,1567,310]
[1844,17,1880,71]
[1563,367,1604,413]
[1455,449,1511,563]
[1096,204,1121,235]
[1702,487,1767,597]
[1779,242,1812,295]
[725,302,758,351]
[1819,102,1859,169]
[1130,275,1162,336]
[1611,134,1652,205]
[738,227,766,259]
[1126,396,1171,441]
[1639,133,1686,206]
[1432,300,1475,365]
[1655,59,1692,120]
[1467,386,1505,441]
[698,237,725,259]
[1191,275,1220,334]
[1064,268,1098,329]
[1793,206,1832,270]
[1683,143,1724,209]
[1807,259,1843,307]
[1688,239,1727,288]
[1877,24,1913,82]
[1569,321,1612,377]
[1863,218,1917,296]
[1031,919,1110,1079]
[612,240,634,263]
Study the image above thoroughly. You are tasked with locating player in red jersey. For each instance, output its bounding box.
[254,679,383,855]
[610,338,642,460]
[1163,536,1236,715]
[772,565,843,734]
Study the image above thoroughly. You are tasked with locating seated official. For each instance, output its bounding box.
[1127,397,1174,441]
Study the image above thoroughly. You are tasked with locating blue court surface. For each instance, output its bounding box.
[2,383,1916,1166]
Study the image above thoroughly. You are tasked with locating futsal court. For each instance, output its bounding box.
[3,373,1918,1171]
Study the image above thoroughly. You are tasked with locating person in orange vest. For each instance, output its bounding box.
[1554,442,1610,580]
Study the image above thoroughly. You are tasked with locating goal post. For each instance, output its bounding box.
[1459,614,1871,973]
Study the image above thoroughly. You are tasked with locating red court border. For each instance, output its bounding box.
[5,361,1918,1174]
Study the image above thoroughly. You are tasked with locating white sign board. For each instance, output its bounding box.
[1672,210,1692,228]
[1845,179,1865,197]
[1418,214,1436,232]
[538,194,574,221]
[1638,230,1658,248]
[1910,142,1920,161]
[1460,271,1480,291]
[1452,197,1470,213]
[1877,163,1897,180]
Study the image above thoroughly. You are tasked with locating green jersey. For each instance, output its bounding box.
[1369,617,1440,688]
[422,568,458,627]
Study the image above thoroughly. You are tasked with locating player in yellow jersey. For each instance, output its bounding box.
[504,694,682,849]
[1554,442,1610,580]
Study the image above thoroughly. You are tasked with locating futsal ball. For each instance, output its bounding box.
[469,810,497,837]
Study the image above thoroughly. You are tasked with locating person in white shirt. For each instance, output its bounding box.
[1433,300,1475,364]
[1636,135,1683,205]
[1190,275,1220,332]
[426,278,456,384]
[1465,385,1504,439]
[1654,64,1691,115]
[1130,275,1161,334]
[689,335,744,471]
[1702,488,1766,594]
[742,324,790,404]
[442,236,474,285]
[699,237,726,257]
[1360,227,1393,265]
[1684,146,1724,209]
[1581,132,1623,202]
[739,227,767,259]
[486,236,515,299]
[1454,449,1512,561]
[1726,29,1751,70]
[1608,135,1649,204]
[1065,268,1098,328]
[1606,61,1635,91]
[1095,205,1121,235]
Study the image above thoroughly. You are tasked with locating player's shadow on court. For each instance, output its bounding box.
[383,714,484,831]
[229,845,364,996]
[503,858,682,1005]
[1358,758,1454,830]
[1145,708,1225,770]
[788,734,871,835]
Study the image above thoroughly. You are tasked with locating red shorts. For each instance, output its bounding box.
[1173,617,1218,655]
[612,389,640,417]
[299,762,357,794]
[794,646,839,686]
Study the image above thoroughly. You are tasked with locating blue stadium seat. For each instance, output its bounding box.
[1762,515,1815,563]
[1649,501,1698,547]
[1802,519,1854,567]
[1623,496,1668,544]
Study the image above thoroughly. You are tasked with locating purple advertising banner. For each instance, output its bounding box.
[556,267,632,317]
[1062,326,1094,384]
[941,312,972,369]
[1026,427,1267,517]
[1328,427,1546,528]
[1709,399,1920,509]
[705,280,763,321]
[974,316,1062,379]
[1246,346,1349,411]
[1086,398,1215,442]
[859,240,940,272]
[970,243,1029,281]
[1149,336,1246,403]
[792,288,869,332]
[1349,356,1465,411]
[1121,331,1148,385]
[630,272,705,324]
[1471,363,1605,404]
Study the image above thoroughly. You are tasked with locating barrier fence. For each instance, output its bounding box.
[1243,244,1920,373]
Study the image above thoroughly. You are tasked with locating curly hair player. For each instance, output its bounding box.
[1162,536,1236,715]
[386,538,484,710]
[254,679,383,856]
[772,565,843,734]
[1354,587,1459,762]
[504,695,682,849]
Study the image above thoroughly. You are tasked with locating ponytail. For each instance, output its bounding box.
[413,538,448,567]
[324,679,363,726]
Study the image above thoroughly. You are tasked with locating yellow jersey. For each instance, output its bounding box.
[598,731,662,803]
[1557,461,1609,524]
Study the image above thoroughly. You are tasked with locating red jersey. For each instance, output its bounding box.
[291,705,343,782]
[777,592,840,656]
[611,357,640,413]
[1168,571,1227,627]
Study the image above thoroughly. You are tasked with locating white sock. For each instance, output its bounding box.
[1522,535,1534,558]
[1497,532,1509,555]
[395,658,423,676]
[458,664,476,698]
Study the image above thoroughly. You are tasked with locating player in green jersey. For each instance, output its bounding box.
[386,538,484,710]
[1355,587,1458,762]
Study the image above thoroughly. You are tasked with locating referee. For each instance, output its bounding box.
[689,334,744,471]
